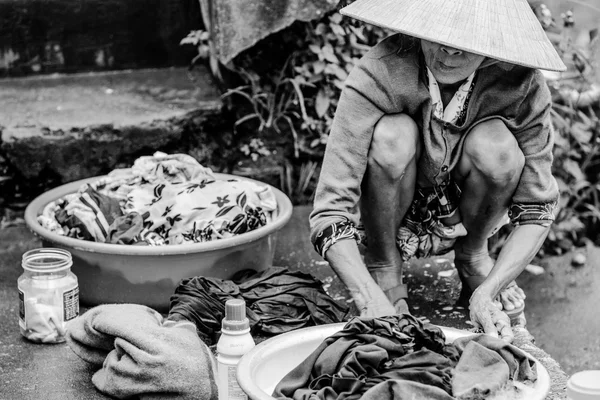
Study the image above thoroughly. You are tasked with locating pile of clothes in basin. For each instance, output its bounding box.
[38,152,277,246]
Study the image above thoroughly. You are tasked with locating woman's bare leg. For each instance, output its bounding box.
[454,119,526,311]
[360,113,421,313]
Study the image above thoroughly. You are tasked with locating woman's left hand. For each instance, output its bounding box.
[469,290,514,343]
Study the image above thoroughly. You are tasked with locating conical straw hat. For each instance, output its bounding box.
[340,0,567,71]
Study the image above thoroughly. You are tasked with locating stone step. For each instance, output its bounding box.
[0,66,223,183]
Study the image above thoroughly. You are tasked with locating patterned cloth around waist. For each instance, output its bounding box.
[314,178,516,261]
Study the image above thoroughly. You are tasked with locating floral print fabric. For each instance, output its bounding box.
[508,202,556,226]
[124,178,274,245]
[38,152,277,246]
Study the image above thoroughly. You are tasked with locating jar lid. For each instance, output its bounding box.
[567,370,600,400]
[22,248,73,273]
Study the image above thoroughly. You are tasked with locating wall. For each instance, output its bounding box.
[0,0,202,76]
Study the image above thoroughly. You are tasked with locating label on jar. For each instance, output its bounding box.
[18,289,25,330]
[63,286,79,321]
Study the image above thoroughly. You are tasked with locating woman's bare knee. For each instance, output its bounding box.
[463,119,524,182]
[369,114,421,179]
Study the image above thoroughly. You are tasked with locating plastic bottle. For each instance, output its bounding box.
[567,370,600,400]
[216,299,255,400]
[17,248,79,343]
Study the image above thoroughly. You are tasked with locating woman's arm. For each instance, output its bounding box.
[325,240,396,317]
[468,69,558,340]
[469,224,549,341]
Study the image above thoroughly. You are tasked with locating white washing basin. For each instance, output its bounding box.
[237,323,550,400]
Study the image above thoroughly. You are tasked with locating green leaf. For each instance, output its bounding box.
[325,63,348,80]
[313,61,326,75]
[309,44,321,55]
[234,114,260,133]
[315,89,331,117]
[329,13,342,24]
[349,25,367,42]
[570,122,592,143]
[563,159,586,182]
[331,23,345,37]
[556,216,585,235]
[287,77,309,121]
[315,23,327,35]
[321,44,338,63]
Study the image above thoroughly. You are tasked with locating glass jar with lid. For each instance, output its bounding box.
[17,248,79,343]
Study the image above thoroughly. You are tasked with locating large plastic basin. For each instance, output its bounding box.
[24,174,293,312]
[237,323,551,400]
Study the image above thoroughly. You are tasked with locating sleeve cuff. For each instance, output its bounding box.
[508,201,557,227]
[313,220,360,258]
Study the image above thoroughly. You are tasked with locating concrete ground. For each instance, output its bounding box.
[518,244,600,375]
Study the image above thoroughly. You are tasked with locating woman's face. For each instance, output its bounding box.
[420,40,486,85]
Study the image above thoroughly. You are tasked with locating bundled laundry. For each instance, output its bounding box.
[38,152,277,246]
[168,267,349,345]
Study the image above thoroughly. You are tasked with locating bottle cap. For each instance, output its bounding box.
[567,370,600,400]
[222,299,250,331]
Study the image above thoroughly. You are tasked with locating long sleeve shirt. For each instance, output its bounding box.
[309,34,558,251]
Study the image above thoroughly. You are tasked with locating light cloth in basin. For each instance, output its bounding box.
[38,152,277,245]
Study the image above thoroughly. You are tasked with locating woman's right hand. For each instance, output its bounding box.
[353,283,397,317]
[359,300,397,318]
[324,240,399,318]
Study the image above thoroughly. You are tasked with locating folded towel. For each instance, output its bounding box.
[66,304,218,400]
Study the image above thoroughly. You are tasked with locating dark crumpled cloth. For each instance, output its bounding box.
[55,187,123,242]
[273,315,457,400]
[168,267,349,345]
[273,315,537,400]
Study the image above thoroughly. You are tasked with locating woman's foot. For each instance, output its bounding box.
[454,249,526,314]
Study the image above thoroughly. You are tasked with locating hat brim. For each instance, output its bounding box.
[340,0,567,72]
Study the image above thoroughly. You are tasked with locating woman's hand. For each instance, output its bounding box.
[359,298,397,318]
[352,281,397,317]
[469,290,514,342]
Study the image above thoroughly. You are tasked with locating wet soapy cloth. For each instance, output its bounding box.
[273,315,537,400]
[451,334,537,398]
[66,304,218,400]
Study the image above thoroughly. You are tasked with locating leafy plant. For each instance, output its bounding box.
[218,10,389,161]
[186,9,389,200]
[221,62,310,159]
[530,3,600,254]
[289,13,389,151]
